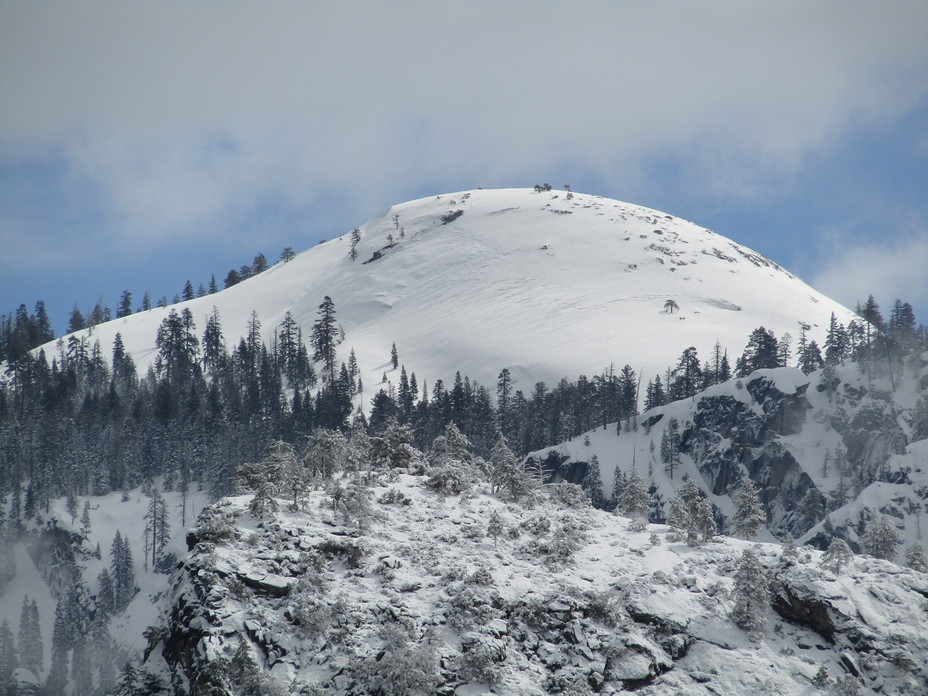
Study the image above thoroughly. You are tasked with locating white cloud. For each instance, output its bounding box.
[1,0,927,267]
[812,232,928,319]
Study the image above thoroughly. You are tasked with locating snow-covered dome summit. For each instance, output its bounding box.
[44,188,857,392]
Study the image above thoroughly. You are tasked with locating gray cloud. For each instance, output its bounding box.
[1,0,927,271]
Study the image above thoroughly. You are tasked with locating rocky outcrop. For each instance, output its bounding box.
[146,478,928,696]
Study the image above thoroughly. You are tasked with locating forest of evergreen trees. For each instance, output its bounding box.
[1,292,926,530]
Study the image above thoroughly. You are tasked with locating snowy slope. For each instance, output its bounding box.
[535,356,928,552]
[144,474,928,695]
[38,188,858,397]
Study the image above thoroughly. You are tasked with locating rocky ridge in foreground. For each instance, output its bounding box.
[145,473,928,695]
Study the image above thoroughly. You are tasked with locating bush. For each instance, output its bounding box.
[425,463,477,496]
[317,538,367,569]
[547,482,591,509]
[355,623,440,696]
[194,503,240,544]
[379,488,412,505]
[456,632,505,684]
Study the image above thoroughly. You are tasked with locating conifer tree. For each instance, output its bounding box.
[97,567,116,616]
[391,342,399,369]
[582,455,605,508]
[144,490,170,569]
[110,531,135,611]
[668,479,705,546]
[618,468,651,523]
[822,537,853,573]
[660,418,681,479]
[18,596,43,675]
[0,620,17,695]
[311,296,338,381]
[729,548,769,639]
[81,500,92,537]
[490,433,530,501]
[863,514,900,561]
[732,478,764,538]
[904,542,928,573]
[487,510,504,548]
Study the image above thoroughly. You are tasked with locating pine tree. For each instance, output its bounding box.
[81,500,92,537]
[390,342,399,369]
[904,543,928,573]
[863,514,900,561]
[822,537,853,573]
[729,548,769,639]
[660,418,681,479]
[490,433,530,501]
[487,510,504,548]
[618,468,651,522]
[18,596,43,675]
[97,567,116,616]
[144,490,170,569]
[824,313,849,366]
[110,531,135,611]
[738,326,779,376]
[311,296,338,381]
[732,478,764,538]
[0,620,17,695]
[668,479,706,546]
[117,290,133,318]
[182,280,195,301]
[696,496,717,542]
[582,455,605,508]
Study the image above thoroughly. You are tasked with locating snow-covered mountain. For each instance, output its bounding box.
[42,187,857,396]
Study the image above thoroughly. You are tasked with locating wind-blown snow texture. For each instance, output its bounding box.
[146,476,928,695]
[40,188,857,398]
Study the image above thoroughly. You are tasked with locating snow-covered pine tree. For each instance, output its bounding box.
[617,468,651,525]
[905,542,928,573]
[696,496,717,542]
[487,510,504,548]
[18,596,42,676]
[778,533,799,567]
[729,548,769,639]
[660,418,681,479]
[732,478,764,539]
[667,479,706,546]
[311,295,338,381]
[822,537,853,573]
[110,531,135,612]
[490,433,531,502]
[863,514,900,561]
[581,455,605,508]
[0,620,17,694]
[97,567,115,616]
[143,490,170,569]
[80,500,92,537]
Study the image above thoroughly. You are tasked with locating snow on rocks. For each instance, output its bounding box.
[144,474,928,695]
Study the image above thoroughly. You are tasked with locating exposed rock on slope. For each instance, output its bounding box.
[144,475,928,695]
[536,359,926,546]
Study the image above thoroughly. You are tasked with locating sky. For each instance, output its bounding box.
[1,0,927,335]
